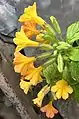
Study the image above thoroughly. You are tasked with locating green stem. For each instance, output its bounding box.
[50,94,53,102]
[59,34,63,41]
[42,58,55,67]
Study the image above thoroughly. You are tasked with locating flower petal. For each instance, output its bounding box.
[30,72,41,85]
[20,80,31,94]
[40,101,58,118]
[51,85,58,93]
[38,85,50,97]
[66,85,73,94]
[33,96,43,107]
[13,29,39,52]
[19,2,45,26]
[56,89,62,99]
[46,110,54,118]
[13,52,35,75]
[40,105,48,112]
[25,66,42,85]
[14,63,24,73]
[62,89,69,100]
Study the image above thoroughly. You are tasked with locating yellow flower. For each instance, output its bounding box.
[19,2,45,26]
[33,85,50,107]
[51,79,73,100]
[25,66,43,86]
[40,101,58,118]
[20,79,31,94]
[13,28,39,52]
[13,52,35,76]
[22,21,40,38]
[33,93,44,107]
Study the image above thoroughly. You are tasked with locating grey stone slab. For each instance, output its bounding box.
[0,0,79,36]
[0,40,40,119]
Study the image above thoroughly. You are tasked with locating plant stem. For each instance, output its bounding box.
[42,58,55,67]
[59,33,63,41]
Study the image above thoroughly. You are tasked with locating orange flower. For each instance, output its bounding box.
[40,101,58,118]
[25,66,42,86]
[13,52,35,76]
[22,21,40,38]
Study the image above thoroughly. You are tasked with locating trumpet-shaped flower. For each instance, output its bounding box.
[51,79,73,100]
[33,85,50,107]
[22,21,40,38]
[33,93,44,107]
[25,66,43,86]
[20,79,31,94]
[40,101,58,118]
[13,52,35,76]
[37,85,50,97]
[13,29,39,52]
[19,2,45,26]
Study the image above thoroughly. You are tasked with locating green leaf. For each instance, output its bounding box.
[62,63,77,85]
[69,32,79,43]
[57,53,64,72]
[63,64,79,102]
[72,83,79,102]
[62,65,69,80]
[43,63,60,85]
[68,48,79,61]
[50,16,61,34]
[66,21,79,43]
[70,61,79,82]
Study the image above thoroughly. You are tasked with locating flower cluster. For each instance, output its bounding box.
[13,2,79,118]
